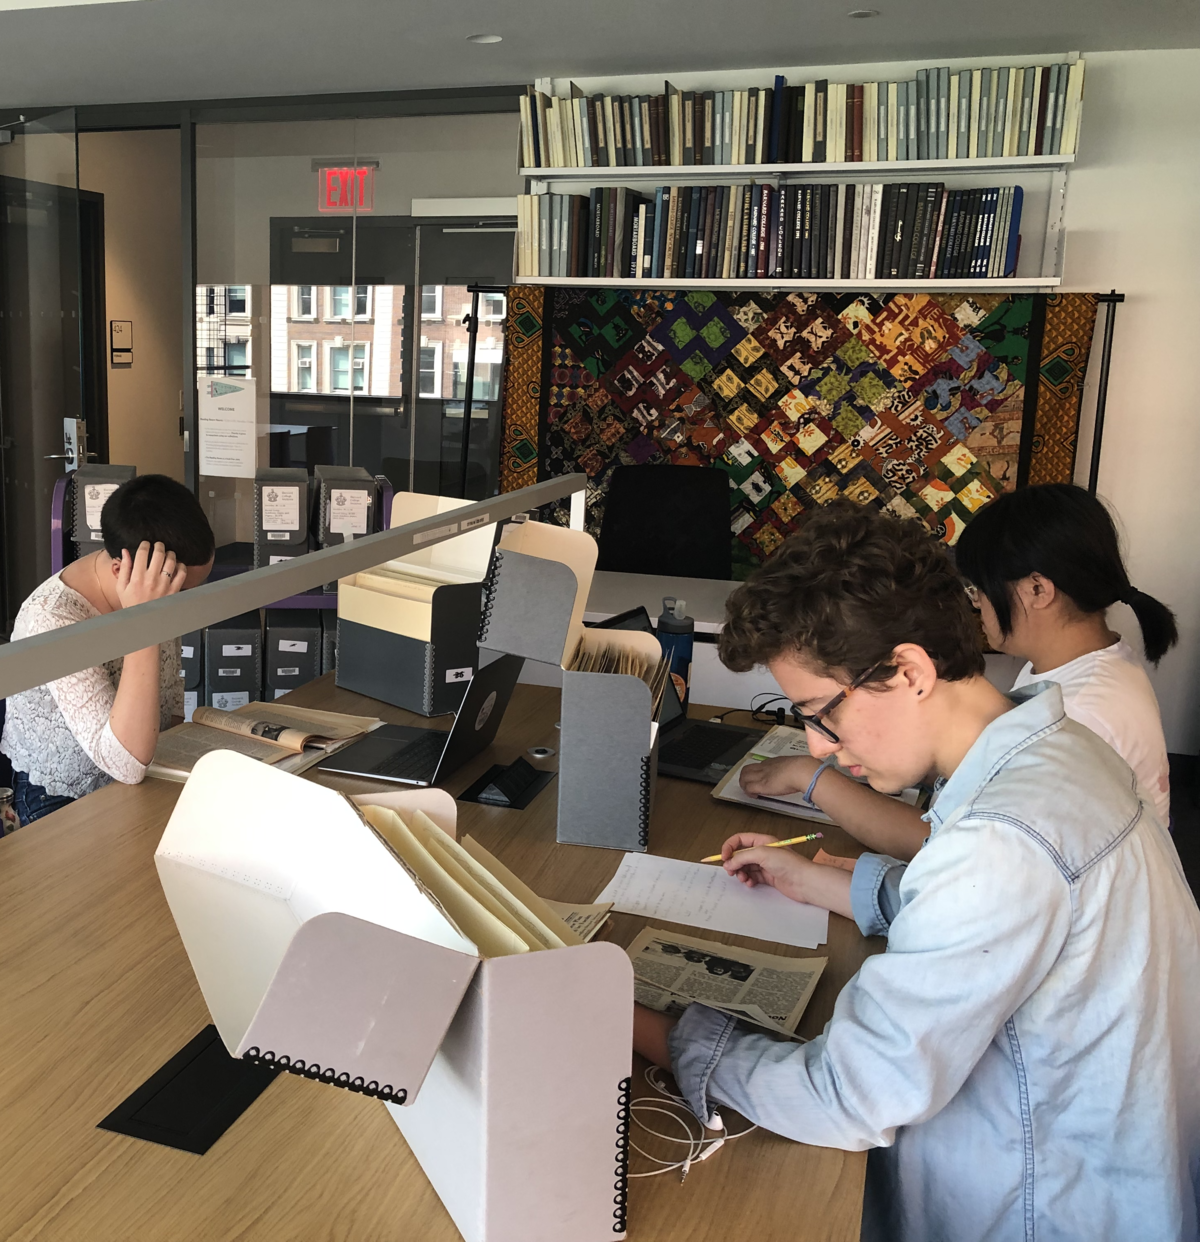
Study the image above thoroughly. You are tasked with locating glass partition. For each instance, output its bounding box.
[0,109,82,629]
[193,112,518,546]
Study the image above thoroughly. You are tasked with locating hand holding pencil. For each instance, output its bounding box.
[705,831,843,911]
[701,832,823,863]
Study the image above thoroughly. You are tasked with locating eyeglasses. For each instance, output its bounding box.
[792,663,881,745]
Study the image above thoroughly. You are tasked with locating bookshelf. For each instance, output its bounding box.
[516,56,1083,290]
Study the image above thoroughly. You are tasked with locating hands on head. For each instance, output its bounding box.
[114,541,189,609]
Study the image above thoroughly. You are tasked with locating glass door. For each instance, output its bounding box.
[411,224,514,499]
[0,108,82,632]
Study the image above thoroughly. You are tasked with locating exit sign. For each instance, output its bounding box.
[318,166,375,214]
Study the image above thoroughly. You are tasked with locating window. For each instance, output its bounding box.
[204,346,216,373]
[328,285,371,320]
[481,292,505,322]
[294,286,314,319]
[419,341,442,397]
[226,341,249,374]
[328,342,367,392]
[206,287,216,317]
[227,286,248,315]
[293,342,315,391]
[421,285,443,320]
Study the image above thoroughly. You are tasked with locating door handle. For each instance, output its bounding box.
[43,453,73,460]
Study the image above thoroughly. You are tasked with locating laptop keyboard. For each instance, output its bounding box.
[659,724,748,770]
[372,731,448,780]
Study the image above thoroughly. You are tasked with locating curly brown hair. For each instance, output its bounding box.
[719,502,985,684]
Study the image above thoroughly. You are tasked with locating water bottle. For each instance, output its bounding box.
[657,597,695,710]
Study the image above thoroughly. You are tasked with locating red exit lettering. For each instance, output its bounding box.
[318,166,375,214]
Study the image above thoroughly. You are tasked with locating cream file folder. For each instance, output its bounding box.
[155,751,634,1242]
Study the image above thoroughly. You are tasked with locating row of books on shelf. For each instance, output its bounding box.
[520,60,1084,170]
[516,182,1024,283]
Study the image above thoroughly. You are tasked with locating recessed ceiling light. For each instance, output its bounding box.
[847,8,880,15]
[466,33,503,43]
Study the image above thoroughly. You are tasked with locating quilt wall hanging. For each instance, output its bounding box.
[500,288,1100,578]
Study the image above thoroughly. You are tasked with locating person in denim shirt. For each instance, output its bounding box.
[633,502,1200,1242]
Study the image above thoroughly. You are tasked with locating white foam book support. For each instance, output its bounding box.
[479,519,661,851]
[155,751,634,1242]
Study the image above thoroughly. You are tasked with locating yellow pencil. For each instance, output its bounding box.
[701,832,823,863]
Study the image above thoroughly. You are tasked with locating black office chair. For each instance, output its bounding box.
[596,465,732,580]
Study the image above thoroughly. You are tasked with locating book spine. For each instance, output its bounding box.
[768,74,785,162]
[906,80,918,162]
[927,188,949,279]
[938,67,949,159]
[837,183,852,279]
[851,84,863,161]
[864,184,881,279]
[757,184,771,278]
[1061,60,1086,155]
[957,71,972,159]
[825,184,838,279]
[747,184,761,277]
[915,69,927,160]
[813,81,827,162]
[1051,63,1068,153]
[992,66,1009,161]
[702,90,715,165]
[1004,185,1023,276]
[683,186,701,279]
[758,88,772,163]
[738,183,752,278]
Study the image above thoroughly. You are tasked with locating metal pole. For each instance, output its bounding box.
[1087,291,1123,497]
[180,109,198,492]
[458,289,480,499]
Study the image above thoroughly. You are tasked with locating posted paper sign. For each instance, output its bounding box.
[198,376,256,478]
[329,487,369,535]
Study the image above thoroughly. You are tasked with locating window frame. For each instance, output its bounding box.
[324,339,370,394]
[327,284,373,322]
[418,339,443,399]
[291,339,317,392]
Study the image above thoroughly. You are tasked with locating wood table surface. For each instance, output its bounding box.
[0,675,881,1242]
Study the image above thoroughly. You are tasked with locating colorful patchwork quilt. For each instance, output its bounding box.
[500,288,1098,578]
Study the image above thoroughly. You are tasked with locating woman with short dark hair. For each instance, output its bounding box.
[634,501,1200,1242]
[1,475,214,825]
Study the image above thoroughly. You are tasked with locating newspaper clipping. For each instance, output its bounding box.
[627,927,826,1038]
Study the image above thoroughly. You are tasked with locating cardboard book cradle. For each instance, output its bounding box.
[478,518,660,852]
[336,492,495,716]
[155,751,634,1242]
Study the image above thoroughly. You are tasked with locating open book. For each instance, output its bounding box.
[149,702,384,783]
[712,724,922,824]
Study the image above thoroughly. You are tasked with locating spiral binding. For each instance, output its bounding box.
[242,1047,408,1104]
[637,756,652,850]
[613,1076,631,1234]
[477,549,504,646]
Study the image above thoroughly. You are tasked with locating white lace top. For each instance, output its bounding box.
[1,572,181,798]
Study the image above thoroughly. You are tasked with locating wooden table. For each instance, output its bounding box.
[0,677,881,1242]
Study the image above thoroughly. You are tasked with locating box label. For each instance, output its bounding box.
[83,482,119,530]
[262,484,301,532]
[217,667,241,677]
[181,645,194,659]
[269,555,293,565]
[460,512,491,532]
[222,644,252,656]
[413,521,458,546]
[211,691,250,710]
[276,666,301,677]
[267,531,290,541]
[446,667,473,684]
[329,487,369,534]
[279,640,308,653]
[183,690,198,721]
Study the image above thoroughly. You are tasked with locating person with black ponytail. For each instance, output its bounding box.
[955,483,1177,825]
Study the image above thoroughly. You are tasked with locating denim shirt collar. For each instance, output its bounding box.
[925,681,1066,832]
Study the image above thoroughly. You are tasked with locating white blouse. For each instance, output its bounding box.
[1,572,181,799]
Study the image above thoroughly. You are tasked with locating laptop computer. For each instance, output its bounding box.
[316,654,524,786]
[588,607,764,784]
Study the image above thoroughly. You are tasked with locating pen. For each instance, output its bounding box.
[701,832,823,863]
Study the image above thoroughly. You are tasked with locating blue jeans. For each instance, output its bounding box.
[12,771,75,826]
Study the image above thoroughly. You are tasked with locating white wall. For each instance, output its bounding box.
[1061,50,1200,752]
